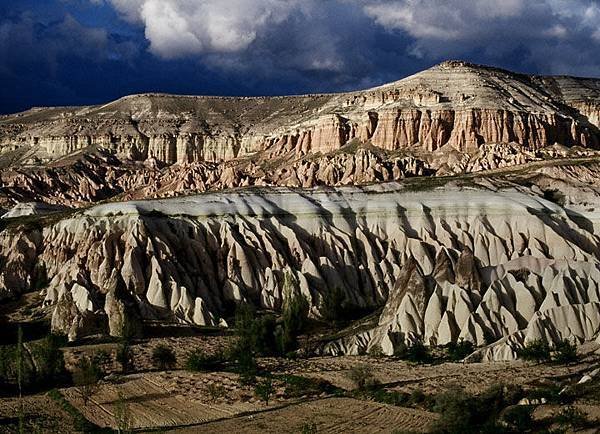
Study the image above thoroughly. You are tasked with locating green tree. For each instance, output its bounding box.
[254,375,274,406]
[116,342,133,374]
[503,405,534,432]
[347,365,377,390]
[517,339,551,363]
[73,356,102,406]
[552,339,579,364]
[17,326,24,434]
[114,390,132,434]
[186,348,225,372]
[446,339,474,361]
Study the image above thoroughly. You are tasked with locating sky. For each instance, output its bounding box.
[1,0,600,114]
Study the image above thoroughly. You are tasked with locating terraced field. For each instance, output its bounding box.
[172,397,437,434]
[61,371,266,430]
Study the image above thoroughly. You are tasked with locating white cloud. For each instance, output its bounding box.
[363,0,525,41]
[102,0,304,58]
[360,0,600,74]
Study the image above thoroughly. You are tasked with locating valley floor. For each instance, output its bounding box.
[2,341,600,433]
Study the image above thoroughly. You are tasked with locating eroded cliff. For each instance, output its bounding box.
[2,169,600,360]
[1,61,599,169]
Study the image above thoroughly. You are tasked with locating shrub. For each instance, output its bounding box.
[207,383,226,402]
[0,333,66,393]
[151,345,176,370]
[228,343,257,385]
[282,281,309,337]
[320,287,346,323]
[254,375,274,406]
[347,365,377,390]
[367,388,411,406]
[396,341,433,364]
[432,388,478,433]
[301,421,318,434]
[252,315,278,356]
[275,274,309,354]
[445,339,475,361]
[552,339,579,365]
[517,339,551,363]
[281,375,338,398]
[526,383,565,405]
[368,344,385,358]
[502,405,534,432]
[431,384,524,433]
[186,348,225,372]
[554,406,589,429]
[483,329,497,346]
[114,390,132,433]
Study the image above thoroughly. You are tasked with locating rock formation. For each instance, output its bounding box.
[1,61,599,169]
[1,167,600,360]
[2,60,600,363]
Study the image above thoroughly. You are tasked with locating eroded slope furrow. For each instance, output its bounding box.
[1,183,599,360]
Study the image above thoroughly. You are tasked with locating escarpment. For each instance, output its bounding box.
[2,61,599,169]
[2,182,600,360]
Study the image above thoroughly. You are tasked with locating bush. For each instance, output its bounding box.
[368,344,385,358]
[554,406,589,429]
[552,339,579,365]
[151,345,176,370]
[367,388,411,406]
[282,285,309,336]
[281,375,338,398]
[229,343,258,385]
[517,339,551,363]
[254,375,274,406]
[279,286,309,353]
[431,384,524,433]
[0,333,66,394]
[186,348,225,372]
[301,421,318,434]
[396,341,433,364]
[502,405,534,432]
[445,340,475,361]
[207,383,226,402]
[347,365,378,390]
[432,388,479,433]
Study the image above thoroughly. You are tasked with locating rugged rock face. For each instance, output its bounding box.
[2,60,600,363]
[1,176,600,360]
[1,61,599,169]
[0,147,433,207]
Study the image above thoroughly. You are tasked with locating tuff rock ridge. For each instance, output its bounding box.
[2,174,600,360]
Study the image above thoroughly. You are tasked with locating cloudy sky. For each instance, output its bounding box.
[1,0,600,114]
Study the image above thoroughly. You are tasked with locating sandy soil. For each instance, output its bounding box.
[0,394,79,433]
[170,397,438,434]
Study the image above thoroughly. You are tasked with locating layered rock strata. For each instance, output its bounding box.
[1,61,599,168]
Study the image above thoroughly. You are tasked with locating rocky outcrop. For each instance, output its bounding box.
[2,181,600,360]
[0,228,43,301]
[0,148,432,207]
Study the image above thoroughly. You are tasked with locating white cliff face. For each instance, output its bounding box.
[2,182,600,360]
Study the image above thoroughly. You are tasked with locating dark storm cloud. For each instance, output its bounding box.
[0,0,599,114]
